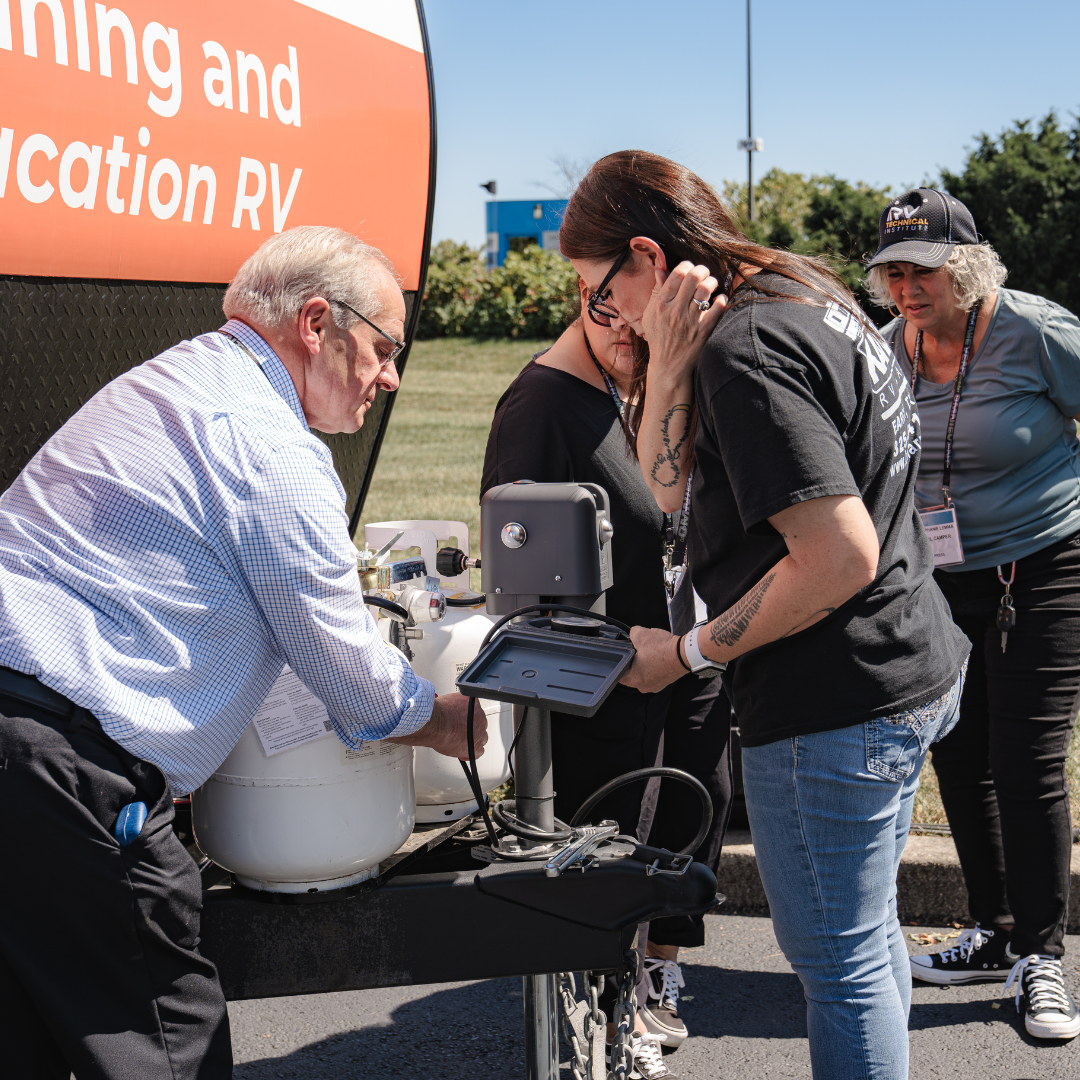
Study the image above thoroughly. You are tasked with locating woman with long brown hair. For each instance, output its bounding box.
[560,151,971,1080]
[480,275,732,1078]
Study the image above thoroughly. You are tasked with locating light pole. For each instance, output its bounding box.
[736,0,763,222]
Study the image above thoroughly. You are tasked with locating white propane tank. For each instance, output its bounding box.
[192,668,415,894]
[366,520,513,822]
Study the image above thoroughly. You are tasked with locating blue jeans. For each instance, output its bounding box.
[742,669,964,1080]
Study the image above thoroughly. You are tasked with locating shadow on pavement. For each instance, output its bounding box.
[909,994,1025,1033]
[233,979,525,1079]
[678,963,808,1040]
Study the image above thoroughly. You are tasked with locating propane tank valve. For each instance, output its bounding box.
[399,583,447,624]
[436,546,480,578]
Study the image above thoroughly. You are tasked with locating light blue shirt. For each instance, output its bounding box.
[882,289,1080,571]
[0,320,434,793]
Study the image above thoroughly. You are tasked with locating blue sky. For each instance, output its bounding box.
[422,0,1080,247]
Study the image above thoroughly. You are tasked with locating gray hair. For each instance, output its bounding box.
[223,226,398,330]
[865,243,1009,313]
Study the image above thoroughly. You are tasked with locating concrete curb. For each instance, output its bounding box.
[717,829,1080,932]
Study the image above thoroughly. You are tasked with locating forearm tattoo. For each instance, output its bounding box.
[650,404,692,488]
[709,572,776,648]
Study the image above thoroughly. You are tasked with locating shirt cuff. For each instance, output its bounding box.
[383,676,437,739]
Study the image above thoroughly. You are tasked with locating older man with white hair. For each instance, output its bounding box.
[0,226,482,1079]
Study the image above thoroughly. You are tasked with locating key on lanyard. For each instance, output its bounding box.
[996,562,1016,653]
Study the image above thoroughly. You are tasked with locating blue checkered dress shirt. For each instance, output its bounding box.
[0,320,434,793]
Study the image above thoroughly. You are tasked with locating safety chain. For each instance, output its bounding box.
[556,952,639,1080]
[608,951,641,1080]
[556,971,604,1080]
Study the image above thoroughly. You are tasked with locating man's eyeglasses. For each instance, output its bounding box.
[586,246,630,327]
[331,299,405,367]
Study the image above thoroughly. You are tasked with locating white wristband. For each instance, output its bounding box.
[683,624,726,673]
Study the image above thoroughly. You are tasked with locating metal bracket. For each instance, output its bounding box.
[645,853,693,877]
[543,822,618,878]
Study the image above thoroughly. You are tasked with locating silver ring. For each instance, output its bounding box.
[693,298,711,312]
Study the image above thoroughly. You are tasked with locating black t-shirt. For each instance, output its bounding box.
[689,273,969,746]
[481,358,670,632]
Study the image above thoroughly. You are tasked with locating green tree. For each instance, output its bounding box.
[940,111,1080,315]
[722,168,818,249]
[724,168,893,320]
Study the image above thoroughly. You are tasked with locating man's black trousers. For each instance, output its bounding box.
[931,529,1080,958]
[0,696,232,1079]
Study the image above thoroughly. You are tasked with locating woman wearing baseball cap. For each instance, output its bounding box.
[867,187,1080,1042]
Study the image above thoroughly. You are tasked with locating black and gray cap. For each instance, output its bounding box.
[865,187,979,270]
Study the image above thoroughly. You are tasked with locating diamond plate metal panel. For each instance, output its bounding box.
[0,278,415,524]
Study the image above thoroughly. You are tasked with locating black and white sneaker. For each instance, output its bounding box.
[610,1032,675,1079]
[639,958,689,1049]
[909,925,1010,985]
[1002,953,1080,1040]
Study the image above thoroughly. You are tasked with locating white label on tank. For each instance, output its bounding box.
[342,743,397,762]
[252,666,336,757]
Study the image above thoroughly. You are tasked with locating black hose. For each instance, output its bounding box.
[569,767,714,857]
[445,595,486,607]
[461,696,499,846]
[491,799,572,843]
[363,594,409,622]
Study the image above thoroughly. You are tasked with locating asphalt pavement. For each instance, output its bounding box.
[229,914,1080,1079]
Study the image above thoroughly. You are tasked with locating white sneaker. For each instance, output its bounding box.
[639,957,689,1049]
[608,1032,676,1079]
[627,1032,676,1079]
[1002,953,1080,1040]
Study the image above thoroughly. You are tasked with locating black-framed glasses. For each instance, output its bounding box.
[586,245,630,327]
[331,299,406,367]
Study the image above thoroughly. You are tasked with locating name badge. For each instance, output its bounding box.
[919,506,965,568]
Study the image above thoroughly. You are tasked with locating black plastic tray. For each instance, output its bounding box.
[456,625,635,717]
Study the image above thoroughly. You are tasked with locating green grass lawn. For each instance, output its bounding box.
[365,337,1080,827]
[362,337,548,589]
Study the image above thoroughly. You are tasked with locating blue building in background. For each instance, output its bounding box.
[485,199,568,270]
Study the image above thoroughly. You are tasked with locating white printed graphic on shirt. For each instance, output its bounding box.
[822,302,920,477]
[251,665,336,757]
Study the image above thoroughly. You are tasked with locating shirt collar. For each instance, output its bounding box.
[218,319,309,431]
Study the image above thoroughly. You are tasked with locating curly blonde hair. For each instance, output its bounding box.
[866,243,1009,313]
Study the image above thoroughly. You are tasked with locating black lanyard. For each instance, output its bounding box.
[583,329,694,569]
[909,300,981,506]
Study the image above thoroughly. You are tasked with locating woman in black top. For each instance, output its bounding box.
[481,278,731,1069]
[560,151,971,1080]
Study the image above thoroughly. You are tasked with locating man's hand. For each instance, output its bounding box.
[386,693,487,761]
[620,626,686,694]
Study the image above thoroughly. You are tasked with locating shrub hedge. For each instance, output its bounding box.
[417,240,578,340]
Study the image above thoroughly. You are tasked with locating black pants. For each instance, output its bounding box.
[645,671,732,948]
[0,695,232,1079]
[550,682,672,836]
[550,673,732,950]
[931,529,1080,957]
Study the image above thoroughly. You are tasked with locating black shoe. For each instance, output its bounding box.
[639,958,689,1049]
[909,925,1010,984]
[1003,953,1080,1040]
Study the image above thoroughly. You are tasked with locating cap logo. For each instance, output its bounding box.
[887,204,920,221]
